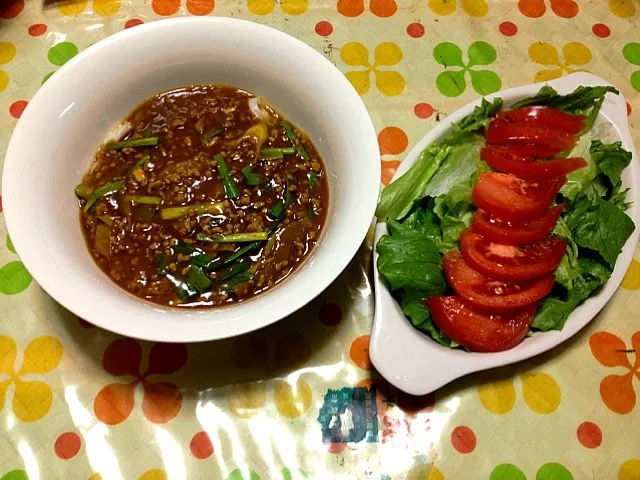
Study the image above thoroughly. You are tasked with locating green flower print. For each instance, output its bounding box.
[433,41,502,97]
[623,43,640,92]
[0,235,32,295]
[489,462,574,480]
[42,41,79,85]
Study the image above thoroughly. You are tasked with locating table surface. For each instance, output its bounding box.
[1,1,640,479]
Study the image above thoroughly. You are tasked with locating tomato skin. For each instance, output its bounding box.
[459,230,567,281]
[425,296,536,352]
[497,106,586,135]
[472,173,565,221]
[486,144,567,158]
[472,205,565,245]
[486,121,577,150]
[481,147,588,180]
[443,250,555,311]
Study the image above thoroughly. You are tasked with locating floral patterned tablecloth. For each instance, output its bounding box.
[1,1,640,479]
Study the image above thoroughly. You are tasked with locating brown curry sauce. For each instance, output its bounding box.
[77,85,329,308]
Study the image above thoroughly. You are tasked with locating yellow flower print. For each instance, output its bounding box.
[248,0,307,15]
[226,333,314,419]
[0,41,17,94]
[528,41,592,83]
[0,336,63,422]
[340,42,405,96]
[478,370,562,414]
[56,0,121,17]
[428,0,487,17]
[609,0,639,18]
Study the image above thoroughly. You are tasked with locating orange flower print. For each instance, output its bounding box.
[518,0,578,18]
[152,0,214,16]
[337,0,396,17]
[590,331,640,414]
[378,126,408,186]
[94,339,187,425]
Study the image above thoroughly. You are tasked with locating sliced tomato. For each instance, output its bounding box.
[486,121,577,150]
[472,173,565,221]
[497,106,586,134]
[472,205,564,245]
[425,296,536,352]
[486,144,567,158]
[443,250,555,312]
[460,230,567,281]
[481,147,587,180]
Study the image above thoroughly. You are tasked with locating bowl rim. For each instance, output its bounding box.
[2,17,380,342]
[370,72,640,395]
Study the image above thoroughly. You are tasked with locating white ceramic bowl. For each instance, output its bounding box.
[371,73,640,395]
[2,18,379,342]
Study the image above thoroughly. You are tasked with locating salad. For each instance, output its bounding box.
[375,85,636,352]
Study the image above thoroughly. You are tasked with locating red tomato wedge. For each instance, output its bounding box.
[496,106,586,135]
[481,147,588,181]
[459,230,567,281]
[472,173,565,221]
[486,144,567,158]
[486,121,577,150]
[425,296,536,352]
[471,205,565,245]
[443,251,555,312]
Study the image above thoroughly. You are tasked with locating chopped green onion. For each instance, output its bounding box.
[154,253,168,275]
[94,224,111,257]
[185,265,212,293]
[281,121,310,161]
[220,272,253,292]
[308,171,318,189]
[166,274,198,301]
[269,186,294,221]
[97,215,114,226]
[130,155,151,182]
[196,232,269,243]
[214,153,240,199]
[139,206,157,221]
[242,166,266,186]
[75,183,92,200]
[143,127,152,137]
[218,242,261,269]
[269,201,285,220]
[307,206,315,219]
[259,147,296,160]
[160,202,225,220]
[105,137,159,150]
[83,180,125,212]
[175,242,217,269]
[217,260,250,282]
[123,195,163,205]
[201,127,224,145]
[131,155,151,172]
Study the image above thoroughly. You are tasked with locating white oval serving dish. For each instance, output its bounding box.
[370,72,640,396]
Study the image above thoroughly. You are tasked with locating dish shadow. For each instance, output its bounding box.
[49,239,374,394]
[429,301,611,402]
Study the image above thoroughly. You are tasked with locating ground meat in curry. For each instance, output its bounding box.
[77,85,329,308]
